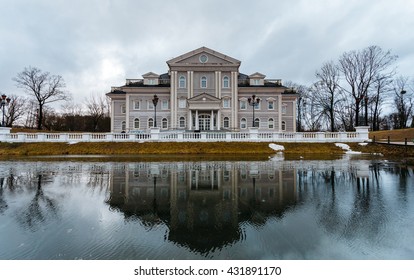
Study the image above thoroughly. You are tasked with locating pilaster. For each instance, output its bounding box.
[187,71,192,99]
[126,94,130,131]
[111,100,115,132]
[171,71,177,129]
[231,71,238,129]
[278,95,282,132]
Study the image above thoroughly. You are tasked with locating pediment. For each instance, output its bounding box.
[188,93,221,103]
[249,72,266,78]
[167,47,241,66]
[142,72,159,78]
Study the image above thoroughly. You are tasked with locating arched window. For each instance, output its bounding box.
[281,121,286,131]
[134,118,140,129]
[179,116,186,128]
[223,117,230,128]
[162,118,168,129]
[201,76,207,88]
[121,121,126,131]
[254,118,260,128]
[179,76,186,88]
[148,118,154,128]
[268,118,274,129]
[223,76,229,88]
[240,118,247,129]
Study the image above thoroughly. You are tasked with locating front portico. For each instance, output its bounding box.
[187,93,222,131]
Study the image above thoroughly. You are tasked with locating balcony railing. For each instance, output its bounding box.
[0,128,369,143]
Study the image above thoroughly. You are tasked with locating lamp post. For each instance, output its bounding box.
[152,94,159,128]
[247,94,260,127]
[1,94,11,127]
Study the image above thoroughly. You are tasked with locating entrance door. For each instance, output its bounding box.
[198,114,211,131]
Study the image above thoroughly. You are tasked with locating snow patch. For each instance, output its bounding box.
[269,143,285,151]
[335,143,362,154]
[67,141,79,145]
[358,142,368,146]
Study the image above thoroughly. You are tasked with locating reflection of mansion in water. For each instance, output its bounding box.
[108,161,297,252]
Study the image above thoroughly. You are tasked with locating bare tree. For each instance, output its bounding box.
[338,46,397,128]
[391,76,414,129]
[13,66,70,130]
[370,74,393,131]
[315,61,342,132]
[303,85,324,131]
[285,81,308,132]
[85,93,110,132]
[4,94,26,127]
[61,102,84,131]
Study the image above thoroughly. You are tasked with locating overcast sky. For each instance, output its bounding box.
[1,0,413,108]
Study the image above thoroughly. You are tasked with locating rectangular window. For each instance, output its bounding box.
[162,100,169,110]
[201,77,207,88]
[121,105,126,114]
[223,99,230,108]
[240,100,247,110]
[179,99,186,108]
[282,104,287,114]
[134,101,140,110]
[268,101,274,110]
[254,103,260,110]
[148,101,154,110]
[179,117,185,128]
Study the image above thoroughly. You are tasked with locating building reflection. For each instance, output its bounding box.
[107,161,298,253]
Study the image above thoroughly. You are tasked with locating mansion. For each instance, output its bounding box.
[107,47,298,133]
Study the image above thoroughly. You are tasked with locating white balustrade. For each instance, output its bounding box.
[0,127,369,143]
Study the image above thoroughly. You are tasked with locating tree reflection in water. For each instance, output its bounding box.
[0,159,412,259]
[16,173,59,231]
[0,178,8,214]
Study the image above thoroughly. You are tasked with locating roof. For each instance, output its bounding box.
[166,46,241,66]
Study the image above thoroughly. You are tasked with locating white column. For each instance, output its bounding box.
[231,72,238,129]
[293,99,297,132]
[174,72,178,129]
[111,100,115,132]
[210,110,214,130]
[195,110,199,130]
[215,71,222,98]
[187,71,192,99]
[188,110,192,130]
[217,110,221,130]
[218,71,222,99]
[278,95,282,132]
[171,71,177,129]
[190,71,194,98]
[126,94,130,131]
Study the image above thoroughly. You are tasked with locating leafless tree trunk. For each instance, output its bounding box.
[392,76,414,129]
[5,95,26,127]
[86,93,109,132]
[13,66,70,130]
[315,61,342,132]
[338,46,397,128]
[371,75,393,131]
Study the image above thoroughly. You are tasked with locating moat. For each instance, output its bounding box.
[0,155,413,259]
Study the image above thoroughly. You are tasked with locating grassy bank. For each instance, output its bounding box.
[2,141,412,157]
[370,128,414,142]
[0,142,346,157]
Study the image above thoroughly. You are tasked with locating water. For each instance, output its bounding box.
[0,156,413,260]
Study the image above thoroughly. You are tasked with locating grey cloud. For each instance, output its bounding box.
[1,0,413,106]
